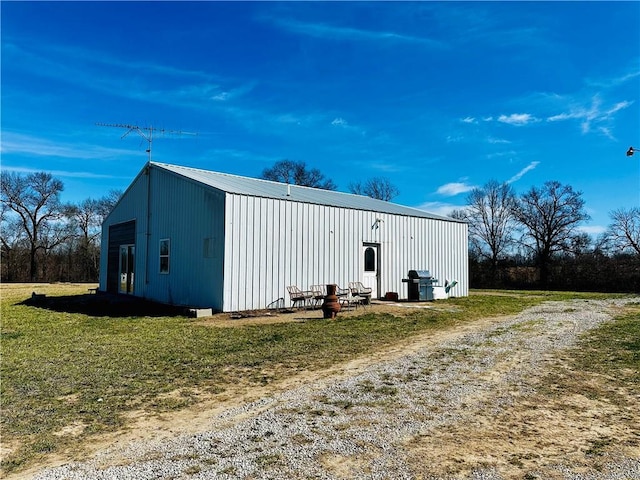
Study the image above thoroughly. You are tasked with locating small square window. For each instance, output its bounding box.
[159,239,170,274]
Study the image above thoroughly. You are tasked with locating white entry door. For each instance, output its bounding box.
[362,245,378,299]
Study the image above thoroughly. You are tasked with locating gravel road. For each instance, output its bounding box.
[32,297,640,480]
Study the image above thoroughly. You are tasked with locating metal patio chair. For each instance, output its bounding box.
[310,284,326,308]
[349,281,372,305]
[287,285,314,309]
[338,286,365,310]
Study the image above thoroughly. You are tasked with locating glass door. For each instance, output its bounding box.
[119,245,135,294]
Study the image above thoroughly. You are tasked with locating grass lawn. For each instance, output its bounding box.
[0,283,631,474]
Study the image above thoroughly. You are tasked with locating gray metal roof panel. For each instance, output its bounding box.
[151,162,462,222]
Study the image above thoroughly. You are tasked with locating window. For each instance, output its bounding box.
[364,247,376,272]
[159,239,170,274]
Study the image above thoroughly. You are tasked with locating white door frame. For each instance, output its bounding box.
[362,243,380,299]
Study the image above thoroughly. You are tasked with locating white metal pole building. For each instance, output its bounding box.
[99,162,468,312]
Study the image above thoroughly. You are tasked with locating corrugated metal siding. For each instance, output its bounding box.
[99,171,149,293]
[100,165,226,308]
[223,194,468,311]
[144,167,225,309]
[101,162,467,311]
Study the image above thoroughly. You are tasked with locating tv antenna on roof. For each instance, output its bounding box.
[96,123,197,162]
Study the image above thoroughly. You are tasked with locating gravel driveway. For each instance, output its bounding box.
[32,298,640,480]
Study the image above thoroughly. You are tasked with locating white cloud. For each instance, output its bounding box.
[2,165,123,179]
[210,83,256,102]
[1,132,134,159]
[331,117,348,126]
[507,161,539,183]
[487,137,511,144]
[269,17,447,49]
[546,95,632,135]
[598,127,616,141]
[436,181,476,196]
[461,116,477,124]
[497,113,539,126]
[605,100,632,116]
[414,201,461,218]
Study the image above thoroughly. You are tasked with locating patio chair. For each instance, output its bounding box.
[335,285,349,298]
[339,287,365,310]
[287,285,313,309]
[310,284,326,308]
[349,281,372,305]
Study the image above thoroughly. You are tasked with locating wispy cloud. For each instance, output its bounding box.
[507,161,539,183]
[329,116,368,136]
[269,17,447,48]
[414,200,461,217]
[4,41,253,111]
[461,116,477,124]
[1,165,124,179]
[586,66,640,89]
[546,95,632,136]
[497,113,539,126]
[1,132,134,159]
[446,135,464,143]
[487,136,511,144]
[436,181,476,196]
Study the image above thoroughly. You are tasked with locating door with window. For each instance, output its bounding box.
[119,245,135,294]
[362,244,379,299]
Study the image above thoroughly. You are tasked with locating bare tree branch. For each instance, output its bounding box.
[349,177,399,201]
[606,207,640,255]
[261,160,337,190]
[512,180,590,284]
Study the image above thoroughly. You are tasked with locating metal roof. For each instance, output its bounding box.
[151,162,462,222]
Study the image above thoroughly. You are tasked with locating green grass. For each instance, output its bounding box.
[0,284,628,473]
[558,304,640,402]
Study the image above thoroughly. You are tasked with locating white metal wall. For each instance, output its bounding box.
[223,194,468,311]
[101,165,468,312]
[100,166,226,309]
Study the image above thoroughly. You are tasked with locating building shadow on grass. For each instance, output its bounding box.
[20,292,187,318]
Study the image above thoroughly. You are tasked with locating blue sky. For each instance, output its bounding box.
[2,1,639,235]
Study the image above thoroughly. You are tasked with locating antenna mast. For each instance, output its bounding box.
[96,123,197,161]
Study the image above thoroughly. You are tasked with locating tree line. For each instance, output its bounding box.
[1,171,121,283]
[3,163,637,293]
[451,180,640,292]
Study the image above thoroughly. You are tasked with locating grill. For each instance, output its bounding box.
[402,269,439,301]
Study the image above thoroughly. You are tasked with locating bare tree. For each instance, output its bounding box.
[97,189,122,219]
[460,180,518,272]
[348,177,399,201]
[605,207,640,254]
[1,171,65,281]
[261,160,337,190]
[512,181,590,285]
